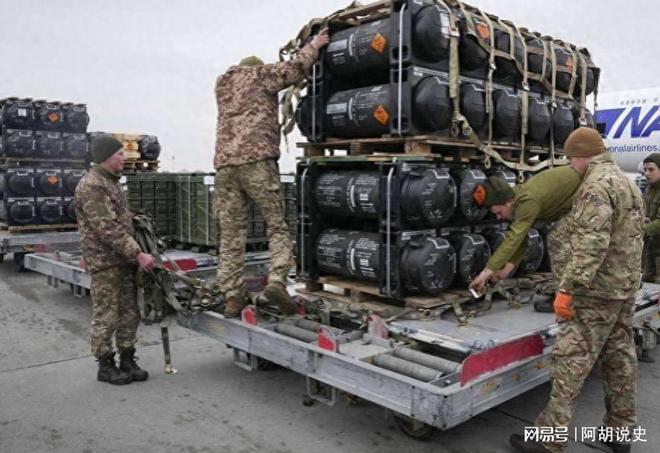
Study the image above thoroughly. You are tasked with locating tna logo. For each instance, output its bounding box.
[595,106,660,139]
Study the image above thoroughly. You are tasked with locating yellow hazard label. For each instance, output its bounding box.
[565,57,574,72]
[47,175,59,185]
[476,22,490,40]
[47,112,60,123]
[373,105,389,126]
[371,32,387,54]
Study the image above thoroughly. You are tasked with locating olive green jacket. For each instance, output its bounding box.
[644,181,660,243]
[487,165,582,271]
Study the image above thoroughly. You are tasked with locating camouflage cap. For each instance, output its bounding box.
[239,56,264,66]
[564,127,605,158]
[90,135,122,164]
[643,153,660,169]
[478,176,515,207]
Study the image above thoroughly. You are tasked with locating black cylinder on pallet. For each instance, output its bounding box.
[460,82,487,135]
[553,103,574,145]
[527,95,551,144]
[5,200,35,225]
[525,36,552,86]
[574,50,597,97]
[36,170,62,196]
[34,100,63,131]
[62,133,88,159]
[553,45,576,94]
[37,198,62,224]
[493,28,525,83]
[139,135,161,160]
[515,228,544,275]
[316,229,380,282]
[3,171,34,197]
[493,89,521,139]
[455,168,488,223]
[35,131,63,158]
[449,232,491,286]
[400,235,456,295]
[413,76,452,132]
[63,169,85,195]
[63,199,76,222]
[315,171,381,219]
[2,129,35,158]
[458,16,489,72]
[400,167,456,227]
[61,103,89,133]
[1,98,34,129]
[324,85,391,138]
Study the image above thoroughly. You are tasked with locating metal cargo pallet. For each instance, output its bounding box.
[0,230,80,272]
[178,284,660,437]
[24,249,271,298]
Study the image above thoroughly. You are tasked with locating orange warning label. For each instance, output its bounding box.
[47,175,59,185]
[565,57,574,72]
[371,32,387,54]
[373,105,389,126]
[47,112,60,123]
[475,22,490,41]
[473,184,486,206]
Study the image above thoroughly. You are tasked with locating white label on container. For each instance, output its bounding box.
[327,39,348,52]
[17,108,27,117]
[326,103,348,114]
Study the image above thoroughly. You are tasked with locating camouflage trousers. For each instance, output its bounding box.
[90,266,140,359]
[214,159,293,300]
[535,296,638,453]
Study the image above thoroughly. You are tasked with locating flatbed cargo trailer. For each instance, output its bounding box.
[0,230,80,272]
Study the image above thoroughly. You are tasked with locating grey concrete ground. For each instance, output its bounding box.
[0,255,658,453]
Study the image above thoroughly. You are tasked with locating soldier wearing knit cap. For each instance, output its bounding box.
[469,165,581,297]
[74,135,156,385]
[510,127,644,453]
[642,152,660,291]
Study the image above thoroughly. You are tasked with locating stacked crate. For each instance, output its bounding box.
[125,173,177,238]
[0,97,89,229]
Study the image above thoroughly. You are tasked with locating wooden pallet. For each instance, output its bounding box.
[122,160,159,173]
[0,222,77,234]
[298,135,563,164]
[302,276,472,310]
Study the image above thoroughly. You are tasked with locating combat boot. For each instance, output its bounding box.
[263,281,296,315]
[224,296,249,318]
[97,352,133,385]
[119,347,149,382]
[533,298,554,313]
[509,434,553,453]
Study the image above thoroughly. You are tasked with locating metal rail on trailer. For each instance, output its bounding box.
[0,230,80,272]
[178,284,660,438]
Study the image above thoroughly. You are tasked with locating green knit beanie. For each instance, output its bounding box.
[239,56,264,66]
[480,176,515,207]
[643,153,660,169]
[91,135,123,164]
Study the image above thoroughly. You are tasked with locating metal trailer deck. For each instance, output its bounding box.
[24,249,271,297]
[178,285,660,437]
[0,230,80,272]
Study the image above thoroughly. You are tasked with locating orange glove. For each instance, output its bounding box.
[553,292,575,320]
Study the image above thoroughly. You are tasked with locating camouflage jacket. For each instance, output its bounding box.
[487,165,581,271]
[74,166,142,274]
[213,44,319,169]
[644,181,660,251]
[559,153,644,299]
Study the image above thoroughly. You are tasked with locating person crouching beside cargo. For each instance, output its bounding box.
[75,135,156,385]
[510,128,644,453]
[468,164,582,312]
[213,27,329,318]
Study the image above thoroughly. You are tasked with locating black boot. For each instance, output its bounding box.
[119,348,149,382]
[97,352,133,385]
[509,434,553,453]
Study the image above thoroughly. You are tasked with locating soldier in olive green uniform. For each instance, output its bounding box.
[641,153,660,283]
[213,28,329,317]
[75,136,156,385]
[469,166,582,302]
[510,128,644,453]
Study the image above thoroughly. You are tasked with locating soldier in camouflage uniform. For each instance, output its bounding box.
[75,135,156,385]
[469,166,582,310]
[510,128,644,453]
[641,153,660,284]
[213,28,329,317]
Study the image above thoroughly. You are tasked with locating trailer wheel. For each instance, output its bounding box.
[393,414,436,440]
[13,252,27,273]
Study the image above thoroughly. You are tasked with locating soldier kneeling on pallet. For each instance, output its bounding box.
[469,165,582,311]
[75,135,157,385]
